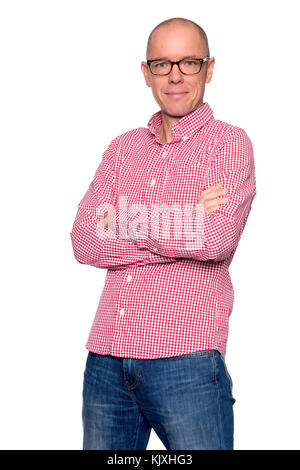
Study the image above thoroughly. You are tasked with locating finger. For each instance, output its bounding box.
[199,187,228,202]
[201,183,224,194]
[195,196,228,212]
[205,206,220,213]
[204,197,229,212]
[204,183,223,190]
[207,196,229,207]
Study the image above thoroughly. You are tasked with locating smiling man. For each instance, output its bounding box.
[143,19,212,144]
[70,17,257,450]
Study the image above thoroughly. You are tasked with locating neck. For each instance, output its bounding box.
[159,102,205,144]
[158,115,178,144]
[158,125,172,144]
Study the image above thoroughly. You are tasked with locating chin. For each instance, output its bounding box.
[162,103,192,116]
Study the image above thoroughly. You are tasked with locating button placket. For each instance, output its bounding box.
[116,273,133,322]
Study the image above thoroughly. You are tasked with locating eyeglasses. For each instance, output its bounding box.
[147,56,210,76]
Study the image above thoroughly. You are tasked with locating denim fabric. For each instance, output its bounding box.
[82,349,236,450]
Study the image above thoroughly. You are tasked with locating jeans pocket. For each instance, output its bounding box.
[223,360,233,391]
[217,353,234,399]
[213,351,235,396]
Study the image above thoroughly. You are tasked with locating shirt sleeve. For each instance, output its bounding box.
[114,127,257,263]
[70,136,175,269]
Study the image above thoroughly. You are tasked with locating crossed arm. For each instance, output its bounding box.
[70,127,256,269]
[70,136,175,269]
[110,127,256,263]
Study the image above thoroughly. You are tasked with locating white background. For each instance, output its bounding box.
[0,0,299,450]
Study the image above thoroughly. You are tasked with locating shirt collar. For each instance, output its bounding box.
[147,102,214,144]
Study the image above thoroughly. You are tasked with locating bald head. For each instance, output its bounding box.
[146,17,210,60]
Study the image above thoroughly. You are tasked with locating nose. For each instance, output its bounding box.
[168,63,183,82]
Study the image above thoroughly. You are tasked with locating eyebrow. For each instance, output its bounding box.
[149,55,200,61]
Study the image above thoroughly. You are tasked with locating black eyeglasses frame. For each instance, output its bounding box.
[146,56,210,75]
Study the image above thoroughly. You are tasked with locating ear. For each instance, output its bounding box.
[141,61,151,88]
[205,57,215,84]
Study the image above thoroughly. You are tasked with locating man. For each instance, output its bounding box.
[70,17,256,450]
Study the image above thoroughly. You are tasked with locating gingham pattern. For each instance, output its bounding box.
[70,102,256,359]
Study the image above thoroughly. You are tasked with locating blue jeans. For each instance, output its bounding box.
[82,349,236,450]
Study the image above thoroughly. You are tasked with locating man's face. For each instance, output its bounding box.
[141,25,215,118]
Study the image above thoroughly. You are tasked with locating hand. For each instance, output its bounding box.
[193,183,229,214]
[101,205,134,241]
[101,206,118,232]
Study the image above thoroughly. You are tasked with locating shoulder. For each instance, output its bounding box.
[108,127,151,151]
[206,118,252,148]
[212,119,253,155]
[206,120,254,173]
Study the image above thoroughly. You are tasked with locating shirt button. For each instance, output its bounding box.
[150,178,156,186]
[182,135,188,141]
[153,247,158,251]
[119,308,125,315]
[127,275,132,282]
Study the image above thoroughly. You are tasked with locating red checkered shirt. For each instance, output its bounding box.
[70,102,256,359]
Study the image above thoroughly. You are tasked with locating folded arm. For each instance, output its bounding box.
[70,136,175,269]
[113,127,257,263]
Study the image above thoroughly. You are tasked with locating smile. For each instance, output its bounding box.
[165,92,188,99]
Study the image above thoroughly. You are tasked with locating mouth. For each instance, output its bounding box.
[165,92,188,99]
